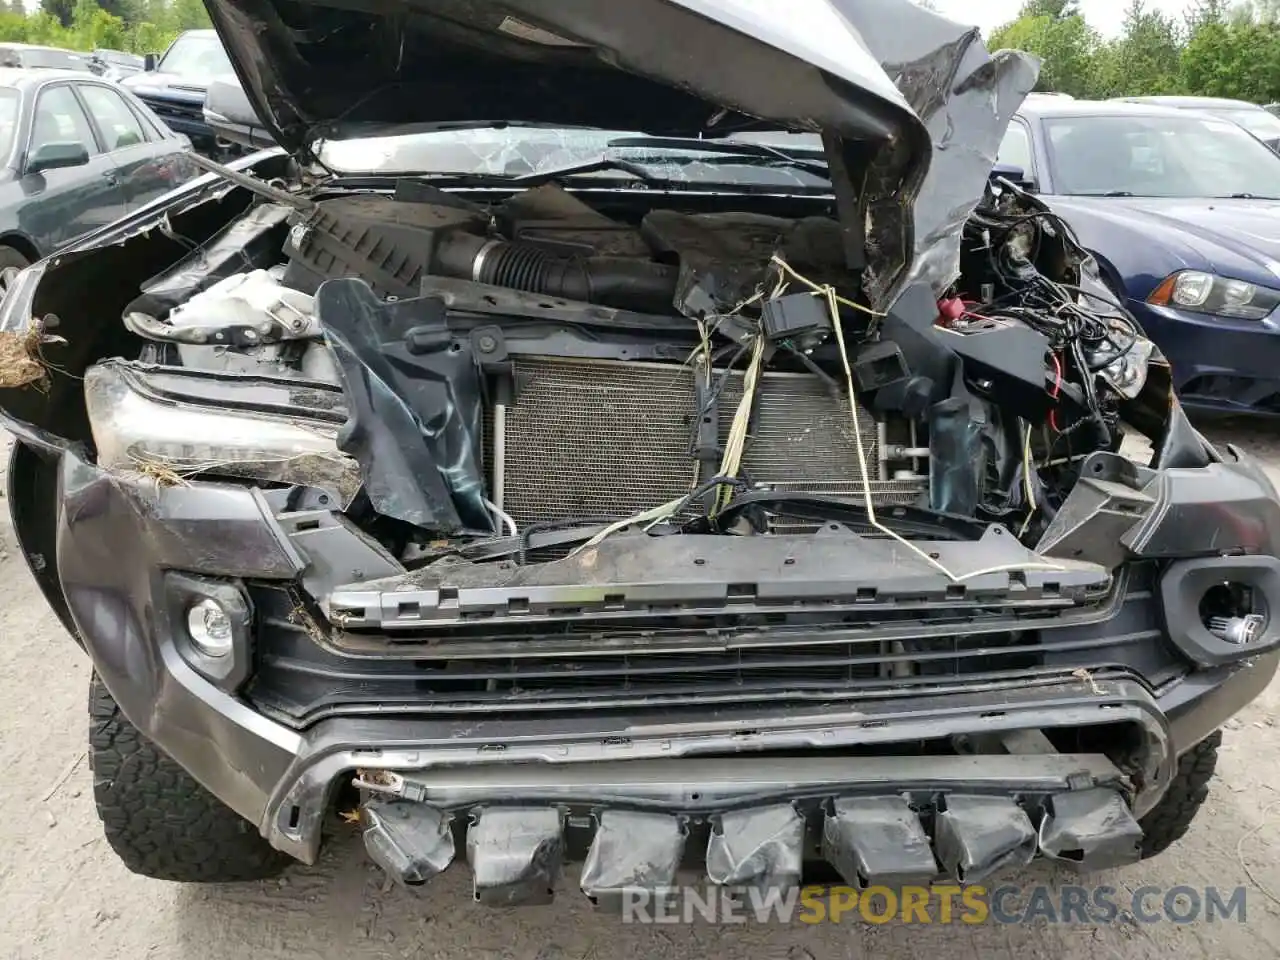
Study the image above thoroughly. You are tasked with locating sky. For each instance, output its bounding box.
[932,0,1190,38]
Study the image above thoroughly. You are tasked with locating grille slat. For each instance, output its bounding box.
[248,569,1180,726]
[491,356,924,527]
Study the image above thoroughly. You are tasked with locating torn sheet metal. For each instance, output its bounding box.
[934,795,1036,883]
[705,804,804,892]
[1038,788,1143,871]
[821,796,938,888]
[361,799,455,886]
[466,807,565,906]
[208,0,1037,310]
[315,277,489,533]
[580,810,687,909]
[125,201,293,320]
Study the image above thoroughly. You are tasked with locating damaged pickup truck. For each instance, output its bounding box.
[3,0,1280,902]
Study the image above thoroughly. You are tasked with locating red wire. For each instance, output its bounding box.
[1049,353,1063,431]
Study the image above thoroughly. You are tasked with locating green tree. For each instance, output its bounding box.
[0,10,29,41]
[1182,11,1280,101]
[1019,0,1082,19]
[128,19,168,54]
[989,10,1099,96]
[39,0,73,28]
[168,0,209,30]
[1092,1,1183,97]
[71,0,125,49]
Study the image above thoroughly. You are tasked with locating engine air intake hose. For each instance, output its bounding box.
[434,232,679,313]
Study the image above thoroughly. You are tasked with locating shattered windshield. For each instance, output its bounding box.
[316,127,830,189]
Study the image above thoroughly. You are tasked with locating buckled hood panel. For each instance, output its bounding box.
[204,0,1038,305]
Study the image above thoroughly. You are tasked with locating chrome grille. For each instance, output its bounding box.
[491,356,925,527]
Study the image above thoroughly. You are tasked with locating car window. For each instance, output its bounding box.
[997,123,1034,175]
[0,88,19,160]
[31,84,100,158]
[1044,113,1280,198]
[127,101,165,141]
[1211,107,1280,141]
[157,33,234,81]
[78,84,148,150]
[25,49,92,72]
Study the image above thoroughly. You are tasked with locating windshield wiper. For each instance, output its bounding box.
[1221,192,1280,199]
[606,135,830,177]
[429,137,832,189]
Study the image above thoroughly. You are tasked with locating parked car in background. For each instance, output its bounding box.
[0,44,93,73]
[121,29,239,159]
[999,97,1280,416]
[0,67,198,296]
[202,76,273,152]
[89,49,145,82]
[1116,95,1280,151]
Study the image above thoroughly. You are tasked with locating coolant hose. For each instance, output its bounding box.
[434,232,679,313]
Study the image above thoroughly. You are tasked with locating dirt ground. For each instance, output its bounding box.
[3,425,1280,960]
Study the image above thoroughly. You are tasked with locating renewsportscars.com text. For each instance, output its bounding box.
[619,884,1249,925]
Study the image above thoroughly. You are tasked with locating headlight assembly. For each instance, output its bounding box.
[84,360,360,504]
[1147,270,1280,320]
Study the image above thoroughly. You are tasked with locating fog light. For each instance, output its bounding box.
[1208,614,1267,645]
[187,599,233,657]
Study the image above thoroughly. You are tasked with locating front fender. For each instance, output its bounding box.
[5,440,80,643]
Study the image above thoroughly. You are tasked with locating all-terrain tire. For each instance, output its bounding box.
[1137,730,1222,859]
[89,674,290,882]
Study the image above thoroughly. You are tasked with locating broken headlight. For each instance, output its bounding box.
[84,360,360,504]
[1148,270,1280,320]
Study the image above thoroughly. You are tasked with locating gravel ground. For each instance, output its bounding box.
[3,424,1280,960]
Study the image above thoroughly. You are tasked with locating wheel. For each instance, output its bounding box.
[89,673,291,882]
[0,245,29,301]
[1137,730,1221,859]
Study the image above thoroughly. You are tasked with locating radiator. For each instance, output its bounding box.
[489,356,925,528]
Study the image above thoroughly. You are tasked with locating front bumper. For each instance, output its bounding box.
[1137,302,1280,415]
[45,446,1280,891]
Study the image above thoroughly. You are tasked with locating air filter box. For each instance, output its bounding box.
[283,193,487,300]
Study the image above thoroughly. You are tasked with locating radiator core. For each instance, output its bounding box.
[489,356,925,527]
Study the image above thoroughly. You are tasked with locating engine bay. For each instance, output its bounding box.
[70,170,1155,571]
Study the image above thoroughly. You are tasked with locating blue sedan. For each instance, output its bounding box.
[998,97,1280,416]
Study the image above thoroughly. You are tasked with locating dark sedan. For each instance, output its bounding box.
[0,68,199,294]
[998,98,1280,416]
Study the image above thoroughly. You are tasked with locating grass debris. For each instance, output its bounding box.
[0,325,47,388]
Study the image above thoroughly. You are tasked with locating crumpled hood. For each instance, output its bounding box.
[204,0,1038,307]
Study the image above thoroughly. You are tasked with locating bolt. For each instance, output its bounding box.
[477,334,498,353]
